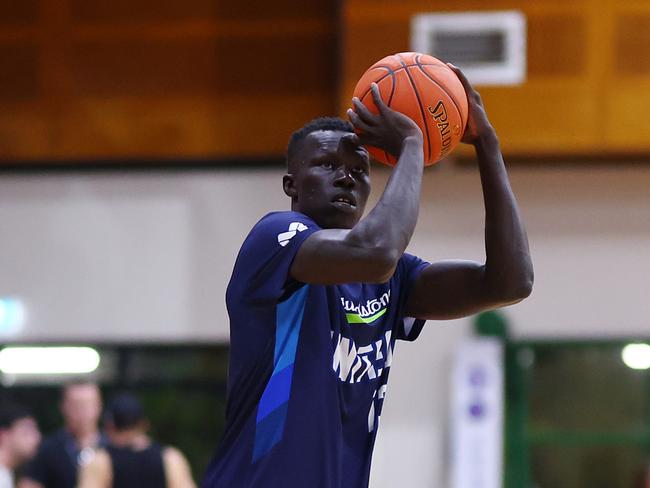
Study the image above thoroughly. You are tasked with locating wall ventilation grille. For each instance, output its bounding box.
[411,11,527,86]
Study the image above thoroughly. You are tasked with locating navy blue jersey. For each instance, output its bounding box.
[203,211,429,488]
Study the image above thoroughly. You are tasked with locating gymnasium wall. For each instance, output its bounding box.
[0,0,337,160]
[3,165,647,344]
[3,0,650,160]
[1,164,649,486]
[342,0,650,157]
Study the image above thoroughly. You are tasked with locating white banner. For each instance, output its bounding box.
[450,338,504,488]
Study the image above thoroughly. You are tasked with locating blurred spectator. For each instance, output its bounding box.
[636,463,650,488]
[77,393,195,488]
[0,403,41,488]
[19,382,107,488]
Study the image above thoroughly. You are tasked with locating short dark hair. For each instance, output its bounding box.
[104,393,145,431]
[0,402,32,429]
[286,117,354,171]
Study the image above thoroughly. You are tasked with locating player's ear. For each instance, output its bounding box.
[283,174,298,199]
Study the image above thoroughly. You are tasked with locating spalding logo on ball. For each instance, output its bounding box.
[352,52,469,166]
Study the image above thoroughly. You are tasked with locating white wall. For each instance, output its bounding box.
[1,163,649,487]
[371,164,650,488]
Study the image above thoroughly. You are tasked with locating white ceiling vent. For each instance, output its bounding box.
[411,11,527,86]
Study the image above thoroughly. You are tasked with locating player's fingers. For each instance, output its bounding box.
[352,97,377,125]
[356,133,373,148]
[447,63,483,107]
[356,131,380,148]
[340,132,361,148]
[369,83,389,115]
[446,63,468,84]
[447,63,477,94]
[347,108,372,133]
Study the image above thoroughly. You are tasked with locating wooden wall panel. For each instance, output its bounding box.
[341,0,650,158]
[0,44,40,100]
[0,0,337,161]
[0,1,40,25]
[527,15,587,77]
[604,5,650,149]
[69,0,220,22]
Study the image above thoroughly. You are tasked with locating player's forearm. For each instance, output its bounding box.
[347,136,424,264]
[476,132,534,300]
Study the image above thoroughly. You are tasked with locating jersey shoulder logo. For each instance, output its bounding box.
[277,221,308,247]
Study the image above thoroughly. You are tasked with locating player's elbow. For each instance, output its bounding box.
[495,273,534,305]
[510,276,534,302]
[516,262,535,300]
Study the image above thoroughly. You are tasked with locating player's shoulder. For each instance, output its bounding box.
[252,211,317,232]
[397,252,427,268]
[392,252,429,282]
[245,211,319,247]
[162,445,187,464]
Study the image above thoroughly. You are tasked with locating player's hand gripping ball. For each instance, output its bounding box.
[352,52,469,166]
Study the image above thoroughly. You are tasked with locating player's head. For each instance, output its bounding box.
[0,402,41,469]
[103,393,148,438]
[284,117,371,229]
[60,381,102,437]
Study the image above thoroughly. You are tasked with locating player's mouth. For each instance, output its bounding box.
[331,194,357,212]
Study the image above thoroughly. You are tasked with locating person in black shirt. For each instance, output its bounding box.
[19,382,107,488]
[0,402,41,488]
[77,393,195,488]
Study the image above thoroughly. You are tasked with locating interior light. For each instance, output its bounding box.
[0,298,25,333]
[621,343,650,370]
[0,347,100,375]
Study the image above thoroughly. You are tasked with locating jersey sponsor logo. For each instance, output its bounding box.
[340,290,390,325]
[277,221,308,247]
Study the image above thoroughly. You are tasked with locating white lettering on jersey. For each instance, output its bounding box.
[332,331,394,384]
[332,330,395,432]
[277,221,308,247]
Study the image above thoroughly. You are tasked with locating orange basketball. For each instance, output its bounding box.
[352,52,469,166]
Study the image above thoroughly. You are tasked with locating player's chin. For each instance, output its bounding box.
[324,210,359,230]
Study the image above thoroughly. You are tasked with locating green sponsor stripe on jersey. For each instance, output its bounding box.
[346,308,387,324]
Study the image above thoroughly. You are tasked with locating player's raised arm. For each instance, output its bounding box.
[405,65,534,320]
[288,83,425,285]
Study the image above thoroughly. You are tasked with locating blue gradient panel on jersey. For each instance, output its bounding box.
[253,285,308,462]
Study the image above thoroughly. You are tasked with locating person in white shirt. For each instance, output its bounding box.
[0,403,41,488]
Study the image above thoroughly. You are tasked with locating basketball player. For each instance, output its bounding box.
[77,393,195,488]
[203,65,533,487]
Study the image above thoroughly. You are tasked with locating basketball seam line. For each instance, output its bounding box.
[383,69,397,164]
[359,67,394,102]
[357,63,441,102]
[395,53,432,163]
[415,55,466,133]
[358,68,395,165]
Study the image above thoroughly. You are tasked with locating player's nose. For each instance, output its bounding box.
[333,165,355,188]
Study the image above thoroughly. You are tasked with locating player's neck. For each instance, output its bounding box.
[109,430,150,450]
[69,427,99,449]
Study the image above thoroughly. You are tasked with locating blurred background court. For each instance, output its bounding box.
[1,0,649,486]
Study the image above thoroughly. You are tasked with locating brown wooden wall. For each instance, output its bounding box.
[3,0,650,161]
[341,0,650,158]
[0,0,337,161]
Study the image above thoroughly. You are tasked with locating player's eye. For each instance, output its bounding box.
[352,166,367,175]
[320,161,334,170]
